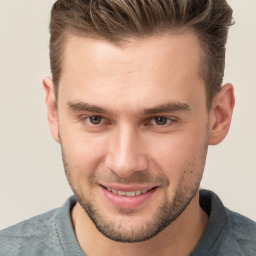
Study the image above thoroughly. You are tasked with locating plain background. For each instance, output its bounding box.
[0,0,255,230]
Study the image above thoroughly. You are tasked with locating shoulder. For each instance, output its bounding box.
[225,208,256,254]
[0,196,77,256]
[0,208,61,255]
[197,190,256,256]
[0,207,58,237]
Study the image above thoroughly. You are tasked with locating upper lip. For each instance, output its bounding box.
[100,184,159,192]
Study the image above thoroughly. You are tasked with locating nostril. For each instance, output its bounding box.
[105,153,149,179]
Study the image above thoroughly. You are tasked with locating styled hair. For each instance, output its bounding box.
[49,0,233,107]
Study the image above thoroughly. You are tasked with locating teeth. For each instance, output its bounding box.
[126,191,136,197]
[112,189,118,195]
[117,191,126,196]
[106,187,150,197]
[136,190,142,196]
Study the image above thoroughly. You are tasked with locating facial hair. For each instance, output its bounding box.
[61,141,208,243]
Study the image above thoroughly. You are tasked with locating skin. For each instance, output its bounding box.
[43,31,235,256]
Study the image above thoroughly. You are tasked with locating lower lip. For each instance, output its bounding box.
[101,186,158,209]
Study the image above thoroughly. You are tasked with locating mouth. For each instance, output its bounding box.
[103,186,153,197]
[100,185,159,209]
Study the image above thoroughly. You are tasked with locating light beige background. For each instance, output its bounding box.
[0,0,255,229]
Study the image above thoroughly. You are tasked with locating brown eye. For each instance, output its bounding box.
[89,116,102,125]
[154,117,169,125]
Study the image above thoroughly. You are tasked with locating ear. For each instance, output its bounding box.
[208,83,235,145]
[43,77,60,143]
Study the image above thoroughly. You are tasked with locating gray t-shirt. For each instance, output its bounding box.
[0,190,256,255]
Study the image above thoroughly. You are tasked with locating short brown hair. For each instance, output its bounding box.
[49,0,233,107]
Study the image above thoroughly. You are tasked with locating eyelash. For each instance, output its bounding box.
[80,115,109,126]
[79,115,178,128]
[147,117,173,126]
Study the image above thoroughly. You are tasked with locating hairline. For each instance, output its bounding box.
[54,27,212,110]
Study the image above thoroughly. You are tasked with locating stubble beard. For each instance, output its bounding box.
[78,181,200,243]
[61,149,207,243]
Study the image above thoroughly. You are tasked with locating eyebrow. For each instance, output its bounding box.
[142,102,191,115]
[68,101,191,116]
[68,102,108,114]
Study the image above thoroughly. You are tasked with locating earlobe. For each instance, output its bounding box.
[43,77,60,143]
[208,83,235,145]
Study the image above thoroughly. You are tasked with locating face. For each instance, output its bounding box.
[50,32,211,242]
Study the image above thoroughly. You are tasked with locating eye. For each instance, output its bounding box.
[152,117,170,126]
[88,116,103,125]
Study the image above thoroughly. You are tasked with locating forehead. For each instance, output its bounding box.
[62,30,202,76]
[59,31,205,111]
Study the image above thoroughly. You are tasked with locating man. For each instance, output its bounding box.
[0,0,255,255]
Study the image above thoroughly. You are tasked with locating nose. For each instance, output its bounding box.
[105,125,149,178]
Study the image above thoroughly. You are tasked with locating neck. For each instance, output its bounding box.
[71,191,208,256]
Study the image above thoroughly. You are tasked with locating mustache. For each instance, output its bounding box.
[89,170,170,186]
[61,146,169,186]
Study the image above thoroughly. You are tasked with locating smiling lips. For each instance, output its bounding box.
[105,187,152,197]
[101,185,158,209]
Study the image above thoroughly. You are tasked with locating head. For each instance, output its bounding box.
[49,0,233,108]
[43,0,235,243]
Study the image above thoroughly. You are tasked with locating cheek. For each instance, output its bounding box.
[148,137,192,176]
[147,134,207,203]
[60,129,109,179]
[146,128,208,179]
